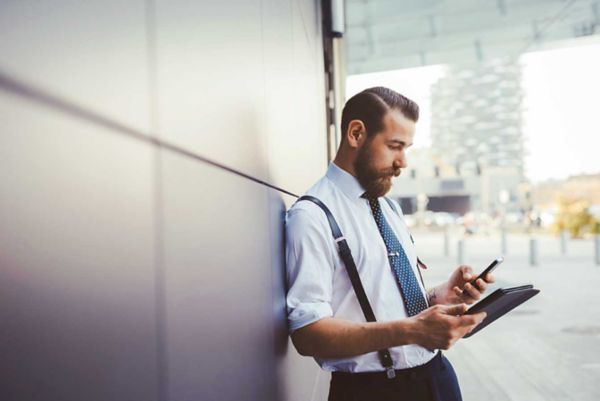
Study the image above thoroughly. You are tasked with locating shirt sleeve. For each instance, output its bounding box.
[285,205,336,334]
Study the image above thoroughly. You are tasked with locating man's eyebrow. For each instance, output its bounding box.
[387,139,413,147]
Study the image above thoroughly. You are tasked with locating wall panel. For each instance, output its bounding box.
[155,0,268,179]
[0,0,151,133]
[0,93,158,401]
[161,151,276,400]
[262,0,329,196]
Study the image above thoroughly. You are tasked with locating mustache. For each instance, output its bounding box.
[376,167,401,178]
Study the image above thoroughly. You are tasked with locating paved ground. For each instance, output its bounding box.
[411,229,600,401]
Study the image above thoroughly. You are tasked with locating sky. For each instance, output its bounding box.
[346,41,600,183]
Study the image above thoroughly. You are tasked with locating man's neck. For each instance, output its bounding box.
[333,153,357,178]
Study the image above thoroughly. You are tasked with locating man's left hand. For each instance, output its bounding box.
[434,265,495,305]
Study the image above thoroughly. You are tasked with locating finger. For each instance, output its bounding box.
[474,279,487,292]
[461,265,473,281]
[455,285,476,304]
[484,272,496,283]
[442,303,468,316]
[463,283,482,300]
[458,312,486,327]
[474,312,487,324]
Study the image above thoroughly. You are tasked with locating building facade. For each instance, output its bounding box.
[0,1,335,400]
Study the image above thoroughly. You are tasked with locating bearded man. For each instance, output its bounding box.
[285,87,494,401]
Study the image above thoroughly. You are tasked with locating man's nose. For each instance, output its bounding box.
[393,155,407,169]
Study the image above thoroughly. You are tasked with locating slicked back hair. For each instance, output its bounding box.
[341,87,419,141]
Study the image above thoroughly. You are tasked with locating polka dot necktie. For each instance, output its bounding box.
[367,196,428,316]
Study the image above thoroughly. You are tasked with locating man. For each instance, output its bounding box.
[285,87,494,401]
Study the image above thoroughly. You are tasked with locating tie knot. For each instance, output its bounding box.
[363,194,381,214]
[361,192,378,202]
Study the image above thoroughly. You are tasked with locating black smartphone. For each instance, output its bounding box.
[462,256,504,295]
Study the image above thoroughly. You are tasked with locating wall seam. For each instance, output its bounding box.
[0,69,300,199]
[145,0,169,400]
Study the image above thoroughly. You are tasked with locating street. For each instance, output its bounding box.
[413,230,600,401]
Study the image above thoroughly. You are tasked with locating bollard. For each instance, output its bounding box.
[501,228,507,255]
[457,239,464,265]
[529,237,538,266]
[444,227,450,257]
[560,230,568,255]
[595,235,600,266]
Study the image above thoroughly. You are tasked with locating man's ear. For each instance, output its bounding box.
[346,120,366,149]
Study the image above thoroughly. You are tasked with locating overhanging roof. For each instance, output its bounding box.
[346,0,600,74]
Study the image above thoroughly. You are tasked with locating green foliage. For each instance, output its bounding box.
[552,197,599,238]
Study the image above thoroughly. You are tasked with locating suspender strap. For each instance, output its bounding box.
[297,195,396,378]
[383,196,398,215]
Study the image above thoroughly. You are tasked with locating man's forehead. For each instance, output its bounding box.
[386,108,416,126]
[381,110,416,140]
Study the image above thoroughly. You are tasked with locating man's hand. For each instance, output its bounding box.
[408,303,486,350]
[291,301,487,358]
[430,265,495,305]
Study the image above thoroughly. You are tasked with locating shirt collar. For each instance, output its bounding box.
[326,162,367,200]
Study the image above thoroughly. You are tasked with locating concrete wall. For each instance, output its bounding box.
[0,1,330,400]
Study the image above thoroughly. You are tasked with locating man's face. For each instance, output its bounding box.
[354,109,416,198]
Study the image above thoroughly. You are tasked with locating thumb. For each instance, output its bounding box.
[460,265,473,281]
[441,303,468,316]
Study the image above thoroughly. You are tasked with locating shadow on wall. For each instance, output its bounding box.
[267,189,291,401]
[267,190,331,401]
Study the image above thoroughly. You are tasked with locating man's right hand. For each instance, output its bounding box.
[407,304,486,350]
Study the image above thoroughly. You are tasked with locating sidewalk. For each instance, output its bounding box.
[412,231,600,401]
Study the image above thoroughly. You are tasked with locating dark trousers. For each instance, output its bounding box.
[328,353,462,401]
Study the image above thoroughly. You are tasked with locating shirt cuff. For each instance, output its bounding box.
[287,302,333,334]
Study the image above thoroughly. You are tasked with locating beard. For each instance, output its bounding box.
[354,141,401,198]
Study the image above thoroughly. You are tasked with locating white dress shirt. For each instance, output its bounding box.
[285,162,437,372]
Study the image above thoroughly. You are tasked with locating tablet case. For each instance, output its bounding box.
[463,284,540,338]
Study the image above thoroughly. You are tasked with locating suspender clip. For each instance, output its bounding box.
[335,236,351,257]
[386,366,396,379]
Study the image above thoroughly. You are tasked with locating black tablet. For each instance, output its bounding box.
[463,285,540,338]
